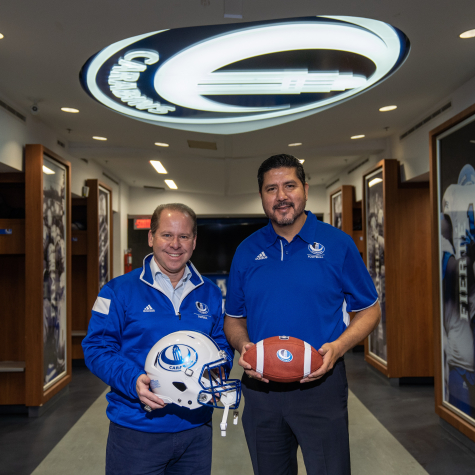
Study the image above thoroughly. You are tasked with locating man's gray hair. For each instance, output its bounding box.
[150,203,197,236]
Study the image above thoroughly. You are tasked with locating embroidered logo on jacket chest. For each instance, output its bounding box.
[308,242,325,258]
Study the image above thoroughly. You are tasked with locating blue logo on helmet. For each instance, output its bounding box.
[277,349,293,363]
[158,344,198,372]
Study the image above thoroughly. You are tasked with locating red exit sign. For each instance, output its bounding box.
[134,218,151,230]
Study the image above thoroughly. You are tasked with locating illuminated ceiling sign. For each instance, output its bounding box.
[80,16,410,134]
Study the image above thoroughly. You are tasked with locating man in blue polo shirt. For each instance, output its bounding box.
[224,154,380,475]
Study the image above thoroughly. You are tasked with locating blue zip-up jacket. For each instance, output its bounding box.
[82,254,233,433]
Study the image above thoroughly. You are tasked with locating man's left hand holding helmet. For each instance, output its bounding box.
[82,203,240,475]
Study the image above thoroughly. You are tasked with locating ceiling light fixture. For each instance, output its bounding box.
[351,134,365,139]
[165,179,177,189]
[61,107,80,113]
[460,29,475,39]
[288,143,302,147]
[42,165,55,175]
[369,177,383,187]
[379,105,397,112]
[93,136,107,141]
[299,159,305,164]
[0,34,4,40]
[150,160,168,174]
[82,16,409,134]
[155,142,169,147]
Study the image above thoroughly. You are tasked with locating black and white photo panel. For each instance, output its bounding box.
[365,168,387,364]
[42,155,67,389]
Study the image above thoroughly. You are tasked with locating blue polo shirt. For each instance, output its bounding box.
[225,211,378,350]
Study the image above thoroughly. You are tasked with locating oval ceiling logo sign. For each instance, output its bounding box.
[80,16,409,134]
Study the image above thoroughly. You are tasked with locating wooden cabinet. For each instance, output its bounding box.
[71,180,113,360]
[363,159,433,380]
[0,145,72,410]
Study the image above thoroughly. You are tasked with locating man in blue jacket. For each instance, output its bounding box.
[83,203,233,475]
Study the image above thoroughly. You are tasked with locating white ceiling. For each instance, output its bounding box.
[1,0,475,194]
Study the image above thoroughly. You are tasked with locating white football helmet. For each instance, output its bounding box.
[145,331,241,434]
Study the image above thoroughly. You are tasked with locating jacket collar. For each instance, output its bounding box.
[262,211,317,247]
[140,253,204,290]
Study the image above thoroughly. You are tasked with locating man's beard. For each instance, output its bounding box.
[269,200,305,226]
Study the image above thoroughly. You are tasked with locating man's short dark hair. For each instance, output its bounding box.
[257,154,306,192]
[150,203,197,236]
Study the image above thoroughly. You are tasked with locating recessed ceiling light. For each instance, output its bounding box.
[93,136,107,141]
[351,135,365,139]
[61,107,79,113]
[155,142,169,147]
[165,179,177,189]
[379,105,397,112]
[470,140,475,144]
[369,177,383,187]
[0,34,4,40]
[288,143,302,147]
[460,29,475,39]
[42,165,55,175]
[298,159,305,164]
[150,160,168,174]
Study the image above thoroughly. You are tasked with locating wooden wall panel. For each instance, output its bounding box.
[72,255,88,332]
[0,219,25,254]
[25,144,44,406]
[72,230,87,255]
[72,337,86,359]
[390,188,433,377]
[0,255,25,362]
[352,230,364,253]
[363,159,432,379]
[86,179,99,322]
[0,373,26,405]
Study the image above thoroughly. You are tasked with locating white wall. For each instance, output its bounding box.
[320,72,475,218]
[0,93,128,276]
[390,74,475,183]
[0,96,121,210]
[128,183,327,217]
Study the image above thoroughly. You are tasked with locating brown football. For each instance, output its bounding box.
[243,336,323,383]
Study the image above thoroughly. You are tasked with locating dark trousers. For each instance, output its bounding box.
[106,420,212,475]
[242,358,350,475]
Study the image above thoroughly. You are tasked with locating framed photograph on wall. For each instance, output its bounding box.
[364,168,387,365]
[331,191,343,230]
[431,104,475,439]
[98,185,111,289]
[42,156,68,390]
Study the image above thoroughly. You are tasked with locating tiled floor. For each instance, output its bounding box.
[1,352,475,475]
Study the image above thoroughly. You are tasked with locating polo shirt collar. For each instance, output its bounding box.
[296,211,317,244]
[262,211,317,247]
